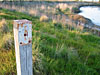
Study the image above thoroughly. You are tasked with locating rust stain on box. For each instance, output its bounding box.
[17,24,19,29]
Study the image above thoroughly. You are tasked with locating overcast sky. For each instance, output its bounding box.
[0,0,99,2]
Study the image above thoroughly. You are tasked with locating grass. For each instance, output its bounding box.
[0,8,100,75]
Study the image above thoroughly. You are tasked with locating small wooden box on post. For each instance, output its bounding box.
[13,19,33,75]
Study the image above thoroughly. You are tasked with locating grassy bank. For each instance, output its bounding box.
[0,8,100,75]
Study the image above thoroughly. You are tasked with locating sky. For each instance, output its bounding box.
[0,0,99,1]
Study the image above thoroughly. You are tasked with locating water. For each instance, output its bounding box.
[79,6,100,26]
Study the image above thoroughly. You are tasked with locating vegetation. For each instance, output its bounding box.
[0,8,100,75]
[72,7,81,13]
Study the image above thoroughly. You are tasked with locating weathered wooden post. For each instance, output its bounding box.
[13,19,33,75]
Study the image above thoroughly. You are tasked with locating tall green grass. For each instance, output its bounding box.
[0,8,100,75]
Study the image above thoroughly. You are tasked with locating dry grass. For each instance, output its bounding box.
[52,19,57,24]
[69,14,87,23]
[29,10,38,16]
[56,3,68,11]
[0,19,6,28]
[0,50,16,74]
[56,3,73,12]
[40,15,48,22]
[69,30,89,35]
[0,19,9,33]
[0,33,13,50]
[77,25,84,31]
[0,13,7,16]
[41,5,46,10]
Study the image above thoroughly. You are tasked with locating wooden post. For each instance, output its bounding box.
[13,19,33,75]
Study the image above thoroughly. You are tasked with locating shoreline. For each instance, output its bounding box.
[0,1,100,33]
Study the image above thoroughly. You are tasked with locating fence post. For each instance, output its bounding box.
[13,19,33,75]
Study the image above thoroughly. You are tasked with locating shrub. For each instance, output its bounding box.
[63,8,70,13]
[72,7,80,13]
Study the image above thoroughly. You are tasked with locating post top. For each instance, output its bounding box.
[13,19,32,29]
[13,19,32,45]
[14,19,32,24]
